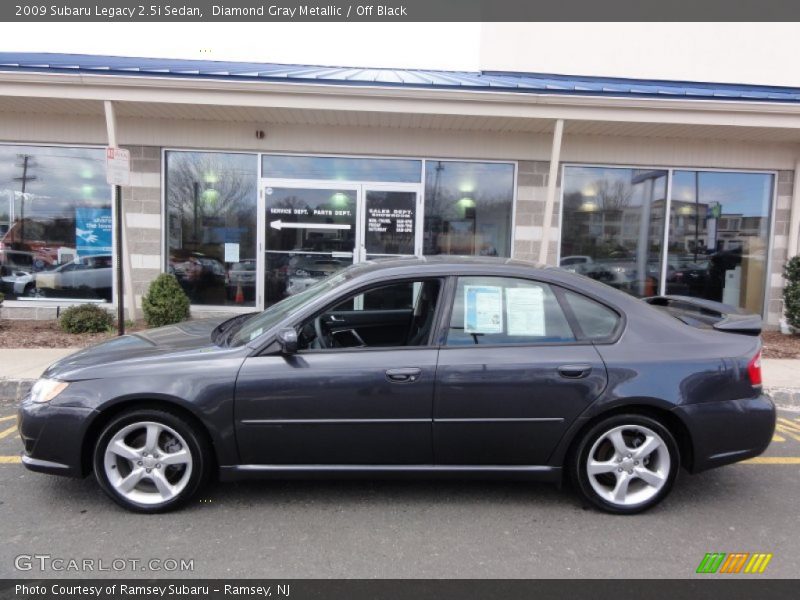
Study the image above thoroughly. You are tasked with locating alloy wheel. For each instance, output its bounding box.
[585,424,671,507]
[103,421,193,506]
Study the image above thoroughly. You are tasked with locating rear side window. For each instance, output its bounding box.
[446,276,575,345]
[563,290,620,340]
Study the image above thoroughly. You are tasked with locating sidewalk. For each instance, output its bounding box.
[0,348,797,406]
[0,348,82,403]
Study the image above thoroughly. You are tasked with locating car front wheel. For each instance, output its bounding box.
[93,409,211,513]
[571,414,679,514]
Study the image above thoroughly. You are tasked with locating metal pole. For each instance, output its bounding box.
[694,170,700,262]
[115,184,125,336]
[19,155,27,245]
[539,119,564,265]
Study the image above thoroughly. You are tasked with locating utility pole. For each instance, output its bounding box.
[13,154,36,247]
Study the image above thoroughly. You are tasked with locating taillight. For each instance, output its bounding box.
[747,350,762,387]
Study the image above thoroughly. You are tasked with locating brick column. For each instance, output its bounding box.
[767,170,793,327]
[122,146,163,313]
[513,160,559,264]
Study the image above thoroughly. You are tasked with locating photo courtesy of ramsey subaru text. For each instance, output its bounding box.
[16,257,775,514]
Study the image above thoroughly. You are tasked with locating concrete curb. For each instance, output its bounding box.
[0,379,32,404]
[766,388,800,410]
[1,377,798,409]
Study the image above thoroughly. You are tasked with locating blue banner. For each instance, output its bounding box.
[75,207,112,257]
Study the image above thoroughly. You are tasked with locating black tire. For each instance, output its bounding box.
[93,408,212,513]
[569,413,680,515]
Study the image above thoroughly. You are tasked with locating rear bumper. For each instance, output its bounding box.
[675,393,776,473]
[17,400,95,478]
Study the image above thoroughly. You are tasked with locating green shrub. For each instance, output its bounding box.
[142,273,190,328]
[784,256,800,332]
[0,291,4,305]
[60,303,114,334]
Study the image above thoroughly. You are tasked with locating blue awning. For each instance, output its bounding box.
[2,52,800,103]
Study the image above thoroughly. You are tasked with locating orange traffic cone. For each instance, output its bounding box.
[234,282,244,304]
[644,276,656,296]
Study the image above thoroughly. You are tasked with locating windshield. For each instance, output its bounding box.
[227,270,350,347]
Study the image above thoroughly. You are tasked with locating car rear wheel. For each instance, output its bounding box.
[570,414,679,514]
[93,409,211,513]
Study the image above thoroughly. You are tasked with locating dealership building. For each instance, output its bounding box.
[0,49,799,327]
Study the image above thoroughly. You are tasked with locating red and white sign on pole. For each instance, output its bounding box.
[105,146,130,186]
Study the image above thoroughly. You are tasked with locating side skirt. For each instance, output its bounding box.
[219,464,562,482]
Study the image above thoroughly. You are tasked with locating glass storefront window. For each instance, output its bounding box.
[560,166,774,314]
[423,161,514,257]
[0,145,112,301]
[666,171,773,314]
[263,155,421,183]
[560,166,668,297]
[165,151,257,307]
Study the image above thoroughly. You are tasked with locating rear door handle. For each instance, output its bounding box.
[386,368,422,383]
[557,364,592,379]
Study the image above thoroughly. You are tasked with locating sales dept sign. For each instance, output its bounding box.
[105,146,130,186]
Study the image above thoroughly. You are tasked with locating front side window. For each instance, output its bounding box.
[165,151,258,307]
[0,145,112,301]
[298,279,442,351]
[423,161,514,258]
[446,276,575,346]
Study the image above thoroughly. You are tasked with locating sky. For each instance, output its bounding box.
[0,23,482,71]
[2,23,800,86]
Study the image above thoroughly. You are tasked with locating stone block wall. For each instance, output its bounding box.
[767,170,794,327]
[513,160,560,265]
[121,145,163,315]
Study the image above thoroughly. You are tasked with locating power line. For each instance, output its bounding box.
[12,154,37,245]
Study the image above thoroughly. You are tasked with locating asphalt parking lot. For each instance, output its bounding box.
[0,405,798,579]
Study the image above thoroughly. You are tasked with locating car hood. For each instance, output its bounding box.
[42,318,229,378]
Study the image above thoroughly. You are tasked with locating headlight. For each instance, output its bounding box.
[29,378,69,404]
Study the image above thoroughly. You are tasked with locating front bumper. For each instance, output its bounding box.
[675,393,776,473]
[17,400,96,478]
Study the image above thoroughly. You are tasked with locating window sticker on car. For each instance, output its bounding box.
[506,287,545,336]
[464,285,503,334]
[248,328,263,341]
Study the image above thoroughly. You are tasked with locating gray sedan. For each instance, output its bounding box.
[17,257,775,514]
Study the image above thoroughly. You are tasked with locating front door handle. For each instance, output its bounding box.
[557,364,592,379]
[386,368,422,383]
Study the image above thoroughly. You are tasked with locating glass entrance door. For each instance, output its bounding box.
[263,184,358,305]
[261,182,421,307]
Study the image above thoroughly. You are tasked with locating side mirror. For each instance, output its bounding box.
[276,327,298,354]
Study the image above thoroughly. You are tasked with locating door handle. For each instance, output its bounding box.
[386,368,422,383]
[557,364,592,379]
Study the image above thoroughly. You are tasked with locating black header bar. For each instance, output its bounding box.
[5,1,800,22]
[1,579,798,600]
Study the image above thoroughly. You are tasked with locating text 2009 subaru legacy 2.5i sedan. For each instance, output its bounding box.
[17,257,775,514]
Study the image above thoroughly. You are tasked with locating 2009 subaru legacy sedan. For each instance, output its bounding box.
[17,257,775,514]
